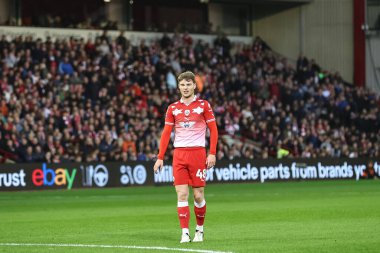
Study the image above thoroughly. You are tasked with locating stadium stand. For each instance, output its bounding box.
[0,32,379,163]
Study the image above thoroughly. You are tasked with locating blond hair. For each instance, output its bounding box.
[177,71,195,83]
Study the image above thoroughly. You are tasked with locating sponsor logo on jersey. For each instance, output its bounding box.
[179,121,196,128]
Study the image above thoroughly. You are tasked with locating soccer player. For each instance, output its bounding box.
[153,71,218,243]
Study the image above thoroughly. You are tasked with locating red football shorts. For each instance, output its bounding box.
[172,147,207,187]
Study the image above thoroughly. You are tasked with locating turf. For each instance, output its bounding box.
[0,180,379,253]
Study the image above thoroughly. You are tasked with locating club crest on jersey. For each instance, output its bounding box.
[185,110,190,116]
[179,121,195,128]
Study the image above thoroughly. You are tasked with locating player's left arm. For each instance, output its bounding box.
[206,121,218,168]
[204,101,218,169]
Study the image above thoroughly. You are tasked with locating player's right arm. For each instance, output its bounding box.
[154,105,175,173]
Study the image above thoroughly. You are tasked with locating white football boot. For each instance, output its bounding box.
[180,233,191,243]
[192,230,204,242]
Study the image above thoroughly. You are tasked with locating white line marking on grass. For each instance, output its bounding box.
[0,243,234,253]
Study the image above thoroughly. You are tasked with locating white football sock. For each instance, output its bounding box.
[182,228,189,235]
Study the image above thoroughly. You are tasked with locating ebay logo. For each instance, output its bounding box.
[32,163,77,189]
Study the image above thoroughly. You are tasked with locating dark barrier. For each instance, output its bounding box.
[0,158,379,191]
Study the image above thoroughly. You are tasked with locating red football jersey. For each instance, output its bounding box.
[165,96,215,148]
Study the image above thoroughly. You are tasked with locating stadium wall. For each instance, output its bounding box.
[105,0,126,30]
[0,0,11,24]
[253,0,354,83]
[252,6,300,63]
[1,158,379,191]
[366,35,380,93]
[208,2,251,36]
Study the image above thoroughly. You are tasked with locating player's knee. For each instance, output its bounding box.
[193,191,204,203]
[177,191,188,201]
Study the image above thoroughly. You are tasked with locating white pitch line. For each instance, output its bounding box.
[0,243,234,253]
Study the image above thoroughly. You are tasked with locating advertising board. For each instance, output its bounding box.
[0,158,379,191]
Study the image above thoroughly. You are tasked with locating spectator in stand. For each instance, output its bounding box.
[58,57,74,75]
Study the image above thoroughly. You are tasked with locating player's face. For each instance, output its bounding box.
[178,79,196,98]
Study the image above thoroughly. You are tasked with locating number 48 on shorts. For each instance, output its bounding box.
[196,169,207,181]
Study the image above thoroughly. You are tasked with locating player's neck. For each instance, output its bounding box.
[181,94,196,105]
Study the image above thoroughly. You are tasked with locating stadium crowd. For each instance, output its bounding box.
[0,31,380,163]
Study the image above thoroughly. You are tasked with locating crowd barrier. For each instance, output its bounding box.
[1,158,379,191]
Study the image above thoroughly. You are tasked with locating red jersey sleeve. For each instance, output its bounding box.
[157,105,175,160]
[207,121,218,155]
[157,124,173,160]
[203,101,216,123]
[165,105,175,125]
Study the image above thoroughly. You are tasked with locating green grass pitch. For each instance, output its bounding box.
[0,180,379,253]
